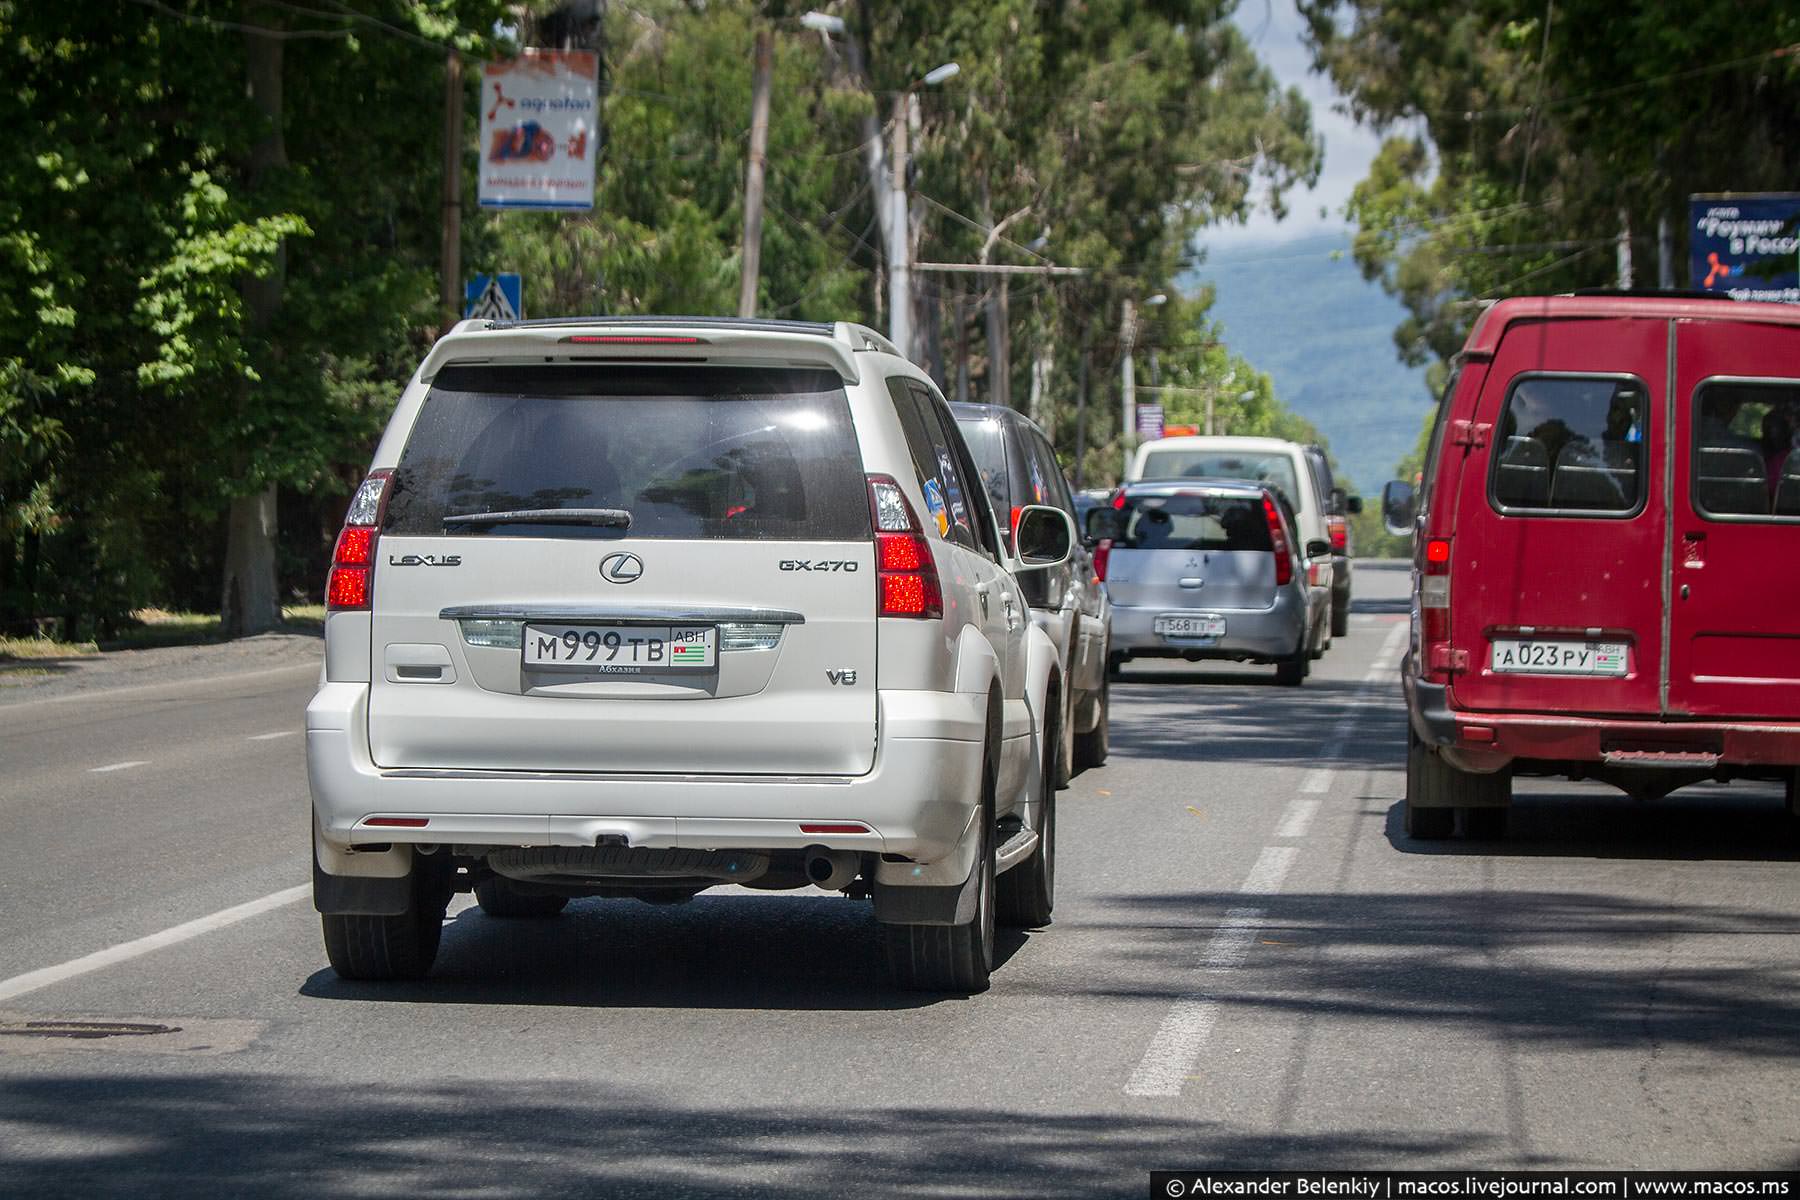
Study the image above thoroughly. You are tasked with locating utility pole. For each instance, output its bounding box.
[1616,208,1633,289]
[1073,322,1091,489]
[440,48,463,330]
[1119,296,1138,457]
[738,28,773,317]
[889,92,911,358]
[1658,210,1674,289]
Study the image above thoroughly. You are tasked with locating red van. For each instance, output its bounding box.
[1383,293,1800,838]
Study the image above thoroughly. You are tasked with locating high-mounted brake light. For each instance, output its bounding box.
[866,474,942,619]
[559,334,705,346]
[1261,494,1293,586]
[326,469,393,613]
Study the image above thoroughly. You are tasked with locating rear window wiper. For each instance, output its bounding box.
[442,508,633,529]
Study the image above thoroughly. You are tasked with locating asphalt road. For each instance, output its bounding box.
[1,561,1796,1196]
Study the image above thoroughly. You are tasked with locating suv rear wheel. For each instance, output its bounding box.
[886,751,998,994]
[1331,596,1350,639]
[320,856,452,981]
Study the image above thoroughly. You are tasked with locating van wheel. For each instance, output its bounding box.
[1331,598,1350,639]
[1073,672,1109,770]
[321,857,451,981]
[887,752,997,994]
[1000,699,1058,929]
[1406,731,1508,840]
[475,877,569,918]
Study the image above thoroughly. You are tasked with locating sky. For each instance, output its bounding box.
[1205,0,1384,257]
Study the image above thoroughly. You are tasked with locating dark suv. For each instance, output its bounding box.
[953,403,1112,778]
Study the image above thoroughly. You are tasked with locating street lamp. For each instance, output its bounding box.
[889,61,960,359]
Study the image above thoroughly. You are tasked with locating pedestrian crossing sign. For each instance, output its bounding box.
[464,273,523,321]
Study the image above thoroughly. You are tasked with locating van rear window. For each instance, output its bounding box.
[1693,381,1800,520]
[1490,375,1647,516]
[1118,493,1273,552]
[385,365,870,541]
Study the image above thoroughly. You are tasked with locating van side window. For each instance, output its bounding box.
[1417,367,1459,512]
[1488,374,1648,517]
[1692,381,1800,521]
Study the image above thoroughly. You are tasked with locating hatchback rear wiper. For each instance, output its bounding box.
[443,508,632,529]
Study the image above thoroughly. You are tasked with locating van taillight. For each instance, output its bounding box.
[1261,495,1293,586]
[326,469,392,613]
[867,474,942,619]
[1328,515,1348,552]
[1422,536,1451,656]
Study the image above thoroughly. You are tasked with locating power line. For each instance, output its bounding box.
[125,0,354,39]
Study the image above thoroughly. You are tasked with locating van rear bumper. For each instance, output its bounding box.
[1409,676,1800,772]
[307,682,984,864]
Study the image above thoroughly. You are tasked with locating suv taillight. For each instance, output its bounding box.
[1261,494,1293,586]
[867,474,942,619]
[326,470,393,612]
[1327,514,1348,552]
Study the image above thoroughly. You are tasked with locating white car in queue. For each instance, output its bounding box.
[307,316,1077,993]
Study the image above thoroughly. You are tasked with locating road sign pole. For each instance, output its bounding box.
[441,49,464,331]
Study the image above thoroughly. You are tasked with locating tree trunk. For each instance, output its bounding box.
[955,294,972,405]
[222,5,288,638]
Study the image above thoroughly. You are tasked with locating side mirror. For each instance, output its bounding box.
[1013,505,1075,571]
[1304,538,1332,560]
[1084,506,1123,543]
[1346,494,1363,515]
[1381,480,1416,537]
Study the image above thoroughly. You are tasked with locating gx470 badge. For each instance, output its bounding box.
[779,560,859,572]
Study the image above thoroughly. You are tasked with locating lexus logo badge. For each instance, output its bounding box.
[599,552,644,584]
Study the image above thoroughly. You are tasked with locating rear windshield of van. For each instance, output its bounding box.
[1117,492,1273,552]
[1693,381,1800,520]
[384,365,871,541]
[1138,449,1299,508]
[1490,375,1646,515]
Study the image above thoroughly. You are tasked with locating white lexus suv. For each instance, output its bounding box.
[307,317,1075,992]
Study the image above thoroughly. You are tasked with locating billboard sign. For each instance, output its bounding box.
[1136,403,1165,440]
[478,50,599,210]
[1689,193,1800,302]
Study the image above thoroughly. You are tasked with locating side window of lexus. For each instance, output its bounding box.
[913,383,999,559]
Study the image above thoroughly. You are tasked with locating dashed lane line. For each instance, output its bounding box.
[247,731,296,741]
[0,886,309,1005]
[1126,624,1411,1098]
[88,761,149,774]
[1124,846,1296,1098]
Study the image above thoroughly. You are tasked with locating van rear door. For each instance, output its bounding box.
[1446,318,1666,717]
[366,363,877,776]
[1666,319,1800,719]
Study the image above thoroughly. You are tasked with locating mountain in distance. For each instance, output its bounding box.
[1184,236,1434,495]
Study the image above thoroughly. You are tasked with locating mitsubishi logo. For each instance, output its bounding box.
[599,552,644,584]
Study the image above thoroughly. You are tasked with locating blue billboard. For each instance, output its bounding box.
[1689,193,1800,302]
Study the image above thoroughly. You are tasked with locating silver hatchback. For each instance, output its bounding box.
[1091,479,1321,686]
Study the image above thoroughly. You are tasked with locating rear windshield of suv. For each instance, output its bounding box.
[1138,449,1299,509]
[1118,492,1273,552]
[385,365,870,541]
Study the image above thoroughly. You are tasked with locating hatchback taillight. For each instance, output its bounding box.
[1261,494,1293,586]
[326,470,393,613]
[1093,539,1112,581]
[867,474,942,619]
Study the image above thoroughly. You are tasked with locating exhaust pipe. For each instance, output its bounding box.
[803,847,859,891]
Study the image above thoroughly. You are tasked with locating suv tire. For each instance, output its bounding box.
[1331,597,1350,639]
[887,755,997,993]
[1073,671,1109,770]
[1406,730,1507,839]
[999,694,1057,928]
[321,857,452,981]
[475,878,570,919]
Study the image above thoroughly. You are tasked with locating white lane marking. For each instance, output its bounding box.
[247,731,296,741]
[88,761,149,774]
[1123,847,1299,1096]
[1276,795,1323,836]
[0,885,308,1004]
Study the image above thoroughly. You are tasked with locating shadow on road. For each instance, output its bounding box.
[0,1075,1477,1197]
[299,897,1032,1013]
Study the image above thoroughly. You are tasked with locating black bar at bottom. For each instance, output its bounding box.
[1149,1172,1800,1200]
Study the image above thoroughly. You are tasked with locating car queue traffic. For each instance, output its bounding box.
[307,292,1800,998]
[306,314,1361,995]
